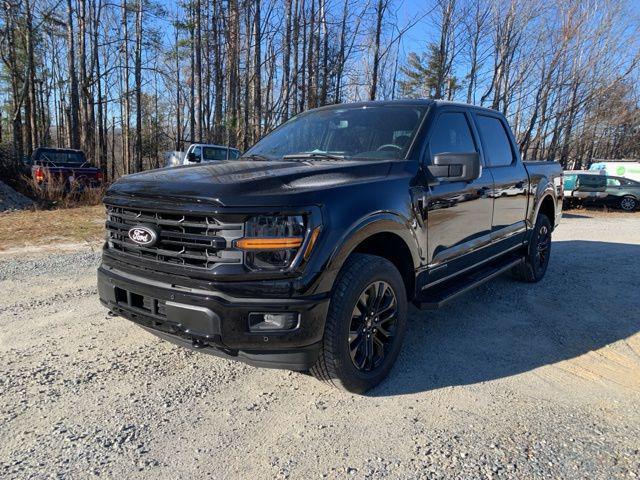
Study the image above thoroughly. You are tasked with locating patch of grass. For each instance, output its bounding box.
[22,172,107,209]
[0,204,105,251]
[563,205,640,218]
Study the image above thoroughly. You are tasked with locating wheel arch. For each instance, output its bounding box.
[322,214,420,300]
[537,194,556,228]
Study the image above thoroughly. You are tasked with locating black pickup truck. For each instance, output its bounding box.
[27,148,103,188]
[98,100,562,392]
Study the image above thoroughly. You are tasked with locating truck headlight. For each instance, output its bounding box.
[235,214,309,270]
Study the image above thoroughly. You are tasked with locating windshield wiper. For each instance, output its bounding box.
[239,153,272,161]
[282,152,346,161]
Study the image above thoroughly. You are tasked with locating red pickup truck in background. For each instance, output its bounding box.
[28,147,103,188]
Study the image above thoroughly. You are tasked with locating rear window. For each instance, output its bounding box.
[577,174,606,188]
[35,150,86,165]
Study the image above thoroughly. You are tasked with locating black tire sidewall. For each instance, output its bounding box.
[329,255,407,392]
[529,214,552,280]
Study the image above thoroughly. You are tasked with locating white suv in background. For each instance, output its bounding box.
[183,143,241,165]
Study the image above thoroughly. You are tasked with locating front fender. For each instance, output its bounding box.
[313,211,421,294]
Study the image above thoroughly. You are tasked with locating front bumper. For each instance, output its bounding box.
[97,264,329,370]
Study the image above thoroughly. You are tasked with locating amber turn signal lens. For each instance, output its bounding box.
[235,237,303,251]
[303,227,321,260]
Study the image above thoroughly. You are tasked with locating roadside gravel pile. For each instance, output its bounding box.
[0,180,34,212]
[0,215,639,479]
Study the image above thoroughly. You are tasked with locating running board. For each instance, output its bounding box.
[413,255,524,310]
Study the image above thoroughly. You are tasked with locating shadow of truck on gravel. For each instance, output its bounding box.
[371,240,640,396]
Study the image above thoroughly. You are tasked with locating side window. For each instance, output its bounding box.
[606,178,621,187]
[192,146,202,159]
[476,115,514,167]
[617,178,638,186]
[429,112,476,157]
[577,175,605,189]
[203,147,229,161]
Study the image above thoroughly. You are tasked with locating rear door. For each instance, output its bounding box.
[423,107,495,282]
[473,112,528,248]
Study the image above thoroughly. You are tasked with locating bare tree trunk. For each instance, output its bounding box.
[93,0,107,176]
[174,10,182,151]
[189,3,195,143]
[306,0,316,108]
[66,0,81,149]
[464,0,488,104]
[194,0,203,141]
[24,0,38,153]
[320,0,328,105]
[291,0,300,114]
[110,117,116,179]
[253,0,261,139]
[281,0,292,121]
[334,0,348,103]
[242,0,251,149]
[212,4,223,143]
[299,0,306,111]
[226,0,239,146]
[133,0,142,172]
[121,0,131,173]
[369,0,386,101]
[78,0,93,157]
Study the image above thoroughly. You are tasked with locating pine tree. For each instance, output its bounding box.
[399,44,459,99]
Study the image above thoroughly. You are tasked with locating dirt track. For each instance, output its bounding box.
[1,213,639,479]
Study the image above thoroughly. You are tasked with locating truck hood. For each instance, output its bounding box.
[106,159,394,207]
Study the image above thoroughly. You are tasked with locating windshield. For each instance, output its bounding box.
[35,150,86,166]
[244,105,428,161]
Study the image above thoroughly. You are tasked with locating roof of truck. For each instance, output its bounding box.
[188,143,239,150]
[33,147,85,153]
[311,99,501,114]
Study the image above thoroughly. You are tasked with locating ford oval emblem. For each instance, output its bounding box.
[128,225,158,247]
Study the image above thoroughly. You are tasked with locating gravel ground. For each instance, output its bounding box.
[1,213,639,479]
[0,180,34,212]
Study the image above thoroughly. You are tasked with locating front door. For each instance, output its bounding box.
[422,109,495,284]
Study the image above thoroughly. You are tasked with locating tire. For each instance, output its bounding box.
[512,214,552,283]
[619,196,637,212]
[311,253,407,393]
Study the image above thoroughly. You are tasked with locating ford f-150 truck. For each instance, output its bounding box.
[27,148,103,188]
[98,100,562,393]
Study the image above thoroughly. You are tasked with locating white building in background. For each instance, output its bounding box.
[589,160,640,182]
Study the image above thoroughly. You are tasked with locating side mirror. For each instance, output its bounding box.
[187,152,199,163]
[428,152,480,182]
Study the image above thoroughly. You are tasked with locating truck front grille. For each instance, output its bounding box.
[105,205,244,270]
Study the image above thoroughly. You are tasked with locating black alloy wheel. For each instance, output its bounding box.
[348,281,398,372]
[535,223,551,272]
[512,213,552,283]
